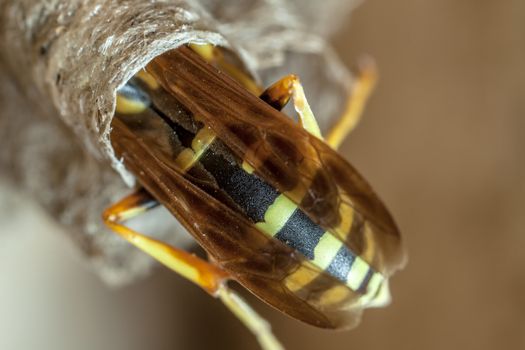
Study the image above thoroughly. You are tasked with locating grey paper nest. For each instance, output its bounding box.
[0,0,360,285]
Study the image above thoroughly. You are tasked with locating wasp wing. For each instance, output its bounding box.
[146,47,406,277]
[111,114,367,329]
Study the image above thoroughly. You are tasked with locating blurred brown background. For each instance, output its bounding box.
[1,1,524,349]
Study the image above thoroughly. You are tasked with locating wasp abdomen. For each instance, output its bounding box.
[188,131,383,302]
[116,76,385,306]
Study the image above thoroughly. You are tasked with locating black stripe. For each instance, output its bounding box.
[198,150,280,222]
[275,209,325,260]
[325,245,355,282]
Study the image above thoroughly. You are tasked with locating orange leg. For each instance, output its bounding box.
[102,187,228,295]
[259,75,295,111]
[260,59,378,151]
[102,188,283,350]
[260,74,323,140]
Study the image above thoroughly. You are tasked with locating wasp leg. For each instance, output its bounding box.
[260,75,323,140]
[325,57,378,150]
[102,188,228,293]
[102,188,283,350]
[216,285,284,350]
[259,76,294,111]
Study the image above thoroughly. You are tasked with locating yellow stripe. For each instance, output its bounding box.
[174,149,196,171]
[242,160,255,174]
[255,194,297,237]
[174,127,216,172]
[346,256,370,291]
[312,232,343,269]
[116,94,147,114]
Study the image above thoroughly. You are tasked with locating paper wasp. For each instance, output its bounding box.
[104,44,405,349]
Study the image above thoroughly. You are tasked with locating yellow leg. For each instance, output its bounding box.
[102,188,283,350]
[260,75,323,140]
[325,57,378,150]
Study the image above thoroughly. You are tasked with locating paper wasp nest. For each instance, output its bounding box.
[0,0,360,284]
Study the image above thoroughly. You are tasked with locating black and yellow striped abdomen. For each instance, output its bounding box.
[116,78,386,306]
[196,144,384,301]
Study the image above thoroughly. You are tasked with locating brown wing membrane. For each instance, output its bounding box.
[111,115,365,329]
[145,46,406,277]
